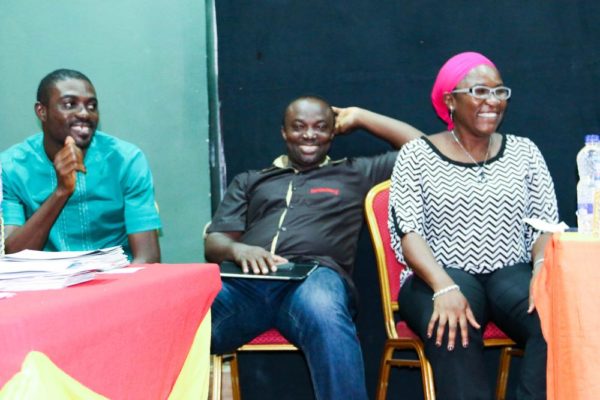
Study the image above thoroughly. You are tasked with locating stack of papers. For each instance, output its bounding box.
[0,246,129,291]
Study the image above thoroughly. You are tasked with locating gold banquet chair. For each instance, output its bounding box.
[364,180,523,400]
[211,329,298,400]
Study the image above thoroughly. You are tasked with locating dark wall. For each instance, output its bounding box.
[215,2,600,399]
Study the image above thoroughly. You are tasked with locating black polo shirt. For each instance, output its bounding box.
[208,152,397,286]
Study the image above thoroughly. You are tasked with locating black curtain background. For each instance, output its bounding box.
[214,2,600,399]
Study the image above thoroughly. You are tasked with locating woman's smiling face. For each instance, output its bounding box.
[447,65,508,138]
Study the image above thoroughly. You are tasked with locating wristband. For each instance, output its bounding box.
[432,284,460,301]
[533,258,545,269]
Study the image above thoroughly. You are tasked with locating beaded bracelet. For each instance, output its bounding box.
[432,284,460,301]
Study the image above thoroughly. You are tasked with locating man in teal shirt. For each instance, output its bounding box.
[1,69,161,262]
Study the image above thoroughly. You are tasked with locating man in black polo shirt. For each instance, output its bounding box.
[205,96,422,399]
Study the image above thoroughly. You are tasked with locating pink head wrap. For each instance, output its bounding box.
[431,52,496,130]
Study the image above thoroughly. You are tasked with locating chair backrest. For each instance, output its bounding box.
[364,180,405,339]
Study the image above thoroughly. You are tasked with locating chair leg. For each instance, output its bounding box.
[376,343,395,400]
[420,358,436,400]
[496,347,524,400]
[231,352,241,400]
[412,343,436,400]
[211,355,222,400]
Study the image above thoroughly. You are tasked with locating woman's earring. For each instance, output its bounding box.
[449,108,454,121]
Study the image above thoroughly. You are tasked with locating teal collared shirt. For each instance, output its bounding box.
[1,131,161,259]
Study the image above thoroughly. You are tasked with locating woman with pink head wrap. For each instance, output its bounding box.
[334,51,557,399]
[430,52,497,130]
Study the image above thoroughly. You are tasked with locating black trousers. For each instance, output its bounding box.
[398,263,546,400]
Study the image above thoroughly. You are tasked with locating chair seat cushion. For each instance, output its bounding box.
[395,321,420,339]
[248,329,290,345]
[482,322,510,340]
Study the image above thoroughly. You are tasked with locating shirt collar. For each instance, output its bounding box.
[260,155,346,174]
[272,155,332,171]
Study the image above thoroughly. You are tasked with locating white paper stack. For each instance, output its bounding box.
[0,246,130,291]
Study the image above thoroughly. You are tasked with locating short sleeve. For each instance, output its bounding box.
[388,140,426,262]
[1,159,26,226]
[352,151,398,186]
[207,172,251,233]
[122,150,161,234]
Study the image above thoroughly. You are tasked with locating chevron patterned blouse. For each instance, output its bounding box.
[389,134,559,287]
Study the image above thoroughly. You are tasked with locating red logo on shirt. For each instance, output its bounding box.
[310,187,340,196]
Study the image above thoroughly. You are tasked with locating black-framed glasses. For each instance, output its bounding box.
[451,85,512,101]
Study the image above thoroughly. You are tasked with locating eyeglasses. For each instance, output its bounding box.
[451,85,512,101]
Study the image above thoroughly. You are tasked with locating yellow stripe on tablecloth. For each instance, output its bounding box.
[0,351,108,400]
[169,309,212,400]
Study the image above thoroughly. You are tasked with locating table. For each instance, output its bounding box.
[0,263,221,399]
[533,233,600,400]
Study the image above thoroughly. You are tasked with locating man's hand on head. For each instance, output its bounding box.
[53,136,86,196]
[332,106,363,136]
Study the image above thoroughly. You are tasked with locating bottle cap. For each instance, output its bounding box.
[585,134,600,144]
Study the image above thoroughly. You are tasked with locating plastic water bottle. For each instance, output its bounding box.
[576,134,600,234]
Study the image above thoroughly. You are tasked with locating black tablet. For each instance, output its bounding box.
[219,261,319,280]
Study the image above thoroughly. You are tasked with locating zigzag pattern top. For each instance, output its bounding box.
[389,134,559,286]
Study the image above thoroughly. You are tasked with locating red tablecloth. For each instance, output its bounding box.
[0,263,221,399]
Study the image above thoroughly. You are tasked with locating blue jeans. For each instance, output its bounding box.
[211,266,368,400]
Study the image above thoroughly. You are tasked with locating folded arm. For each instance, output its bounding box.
[333,106,424,149]
[3,190,70,253]
[4,137,85,253]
